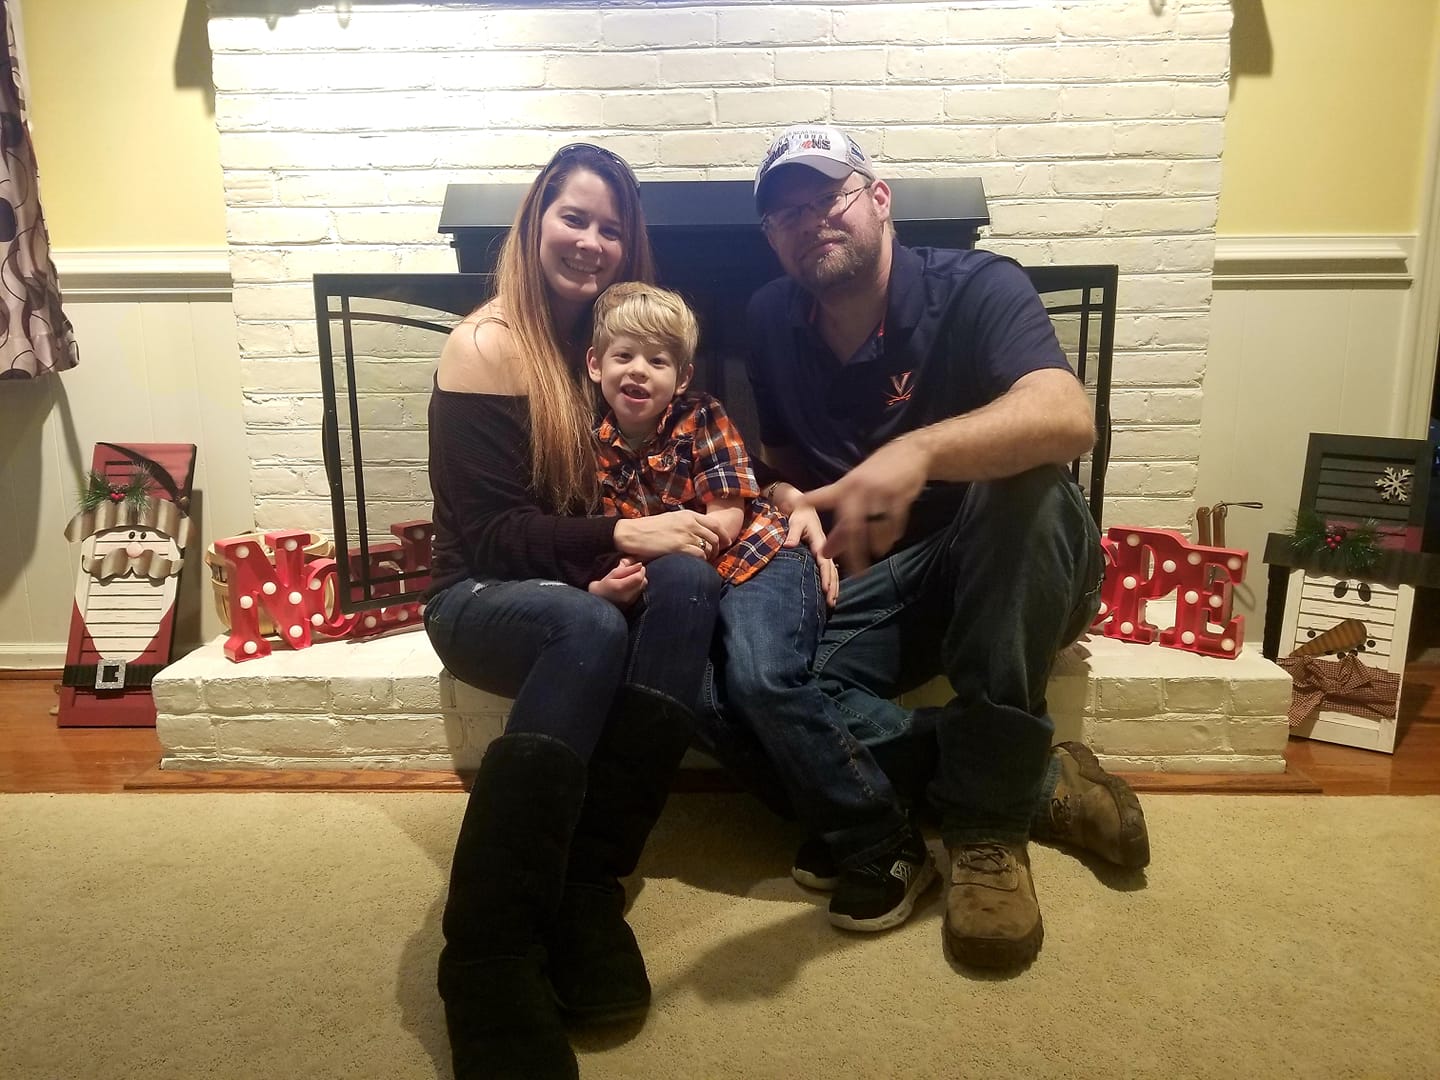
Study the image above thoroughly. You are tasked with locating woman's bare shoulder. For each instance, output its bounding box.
[438,305,524,395]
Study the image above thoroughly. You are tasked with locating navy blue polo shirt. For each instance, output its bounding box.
[744,240,1071,547]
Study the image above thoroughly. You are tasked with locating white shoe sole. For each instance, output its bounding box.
[827,861,938,933]
[791,866,841,891]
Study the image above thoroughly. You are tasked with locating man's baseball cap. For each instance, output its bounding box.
[754,125,877,210]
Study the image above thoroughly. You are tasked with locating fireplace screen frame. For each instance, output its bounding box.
[315,272,490,613]
[1026,263,1118,524]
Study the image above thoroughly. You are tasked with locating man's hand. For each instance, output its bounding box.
[801,435,930,574]
[782,502,839,607]
[588,557,646,609]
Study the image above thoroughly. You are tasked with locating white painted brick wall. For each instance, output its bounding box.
[208,0,1232,531]
[718,8,832,46]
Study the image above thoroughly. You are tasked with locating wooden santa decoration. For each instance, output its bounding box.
[59,442,197,727]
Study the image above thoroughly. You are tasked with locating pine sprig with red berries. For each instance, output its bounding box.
[1289,508,1383,574]
[77,466,155,515]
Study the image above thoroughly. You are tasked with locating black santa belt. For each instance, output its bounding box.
[62,661,165,691]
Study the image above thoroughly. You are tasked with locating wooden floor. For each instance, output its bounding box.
[3,670,1439,796]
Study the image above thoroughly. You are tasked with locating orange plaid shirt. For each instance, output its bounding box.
[594,392,787,586]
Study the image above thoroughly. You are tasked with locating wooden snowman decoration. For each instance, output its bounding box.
[1272,434,1435,755]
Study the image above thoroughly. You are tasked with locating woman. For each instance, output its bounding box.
[423,144,723,1080]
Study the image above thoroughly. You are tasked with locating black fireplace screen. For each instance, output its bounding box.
[315,273,488,612]
[315,179,1114,613]
[1027,263,1118,523]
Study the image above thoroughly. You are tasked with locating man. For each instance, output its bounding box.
[735,124,1150,969]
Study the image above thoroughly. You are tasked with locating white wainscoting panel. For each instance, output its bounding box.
[1199,235,1419,641]
[0,251,253,668]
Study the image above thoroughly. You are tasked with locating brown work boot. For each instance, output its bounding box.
[1037,742,1150,869]
[943,842,1043,970]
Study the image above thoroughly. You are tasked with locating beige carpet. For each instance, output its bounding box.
[3,792,1438,1080]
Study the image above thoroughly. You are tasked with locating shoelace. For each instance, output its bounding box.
[1049,795,1075,833]
[956,842,1013,874]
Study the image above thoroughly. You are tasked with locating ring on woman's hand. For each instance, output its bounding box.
[699,538,710,555]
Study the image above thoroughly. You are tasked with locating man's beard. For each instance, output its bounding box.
[794,224,882,295]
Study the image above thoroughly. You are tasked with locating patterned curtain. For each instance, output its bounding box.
[1,0,78,380]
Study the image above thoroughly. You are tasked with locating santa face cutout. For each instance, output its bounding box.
[73,525,186,663]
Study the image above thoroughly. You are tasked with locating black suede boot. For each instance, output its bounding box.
[547,688,693,1026]
[438,732,587,1080]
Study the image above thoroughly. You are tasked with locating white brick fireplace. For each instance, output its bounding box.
[211,0,1232,533]
[157,0,1293,775]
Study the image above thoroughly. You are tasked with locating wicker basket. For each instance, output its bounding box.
[206,532,334,634]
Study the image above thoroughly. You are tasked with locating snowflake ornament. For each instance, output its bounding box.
[1374,467,1412,503]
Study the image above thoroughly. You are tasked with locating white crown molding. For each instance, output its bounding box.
[52,249,233,300]
[1213,235,1416,286]
[0,643,67,669]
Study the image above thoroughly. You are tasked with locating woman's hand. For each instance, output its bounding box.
[588,557,646,609]
[783,503,840,608]
[613,511,722,562]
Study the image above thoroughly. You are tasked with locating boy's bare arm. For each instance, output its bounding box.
[704,497,745,550]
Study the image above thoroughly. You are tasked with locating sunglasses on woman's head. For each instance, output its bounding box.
[550,143,642,194]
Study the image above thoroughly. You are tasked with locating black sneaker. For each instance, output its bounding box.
[828,827,937,932]
[791,834,841,891]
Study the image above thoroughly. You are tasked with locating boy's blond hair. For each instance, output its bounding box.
[591,282,699,370]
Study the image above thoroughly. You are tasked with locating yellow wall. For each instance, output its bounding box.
[21,0,227,249]
[1219,0,1440,235]
[16,0,1440,246]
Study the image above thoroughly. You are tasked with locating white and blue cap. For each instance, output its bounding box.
[754,125,877,211]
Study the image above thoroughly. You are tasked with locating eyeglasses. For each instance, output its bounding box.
[550,143,642,194]
[761,183,872,234]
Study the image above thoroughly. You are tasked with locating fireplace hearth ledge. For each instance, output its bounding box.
[153,622,1293,775]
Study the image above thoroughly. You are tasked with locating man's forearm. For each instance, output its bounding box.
[903,368,1095,483]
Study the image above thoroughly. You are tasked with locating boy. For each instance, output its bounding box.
[586,281,935,933]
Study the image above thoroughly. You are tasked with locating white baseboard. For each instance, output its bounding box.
[1214,234,1415,286]
[52,249,232,300]
[0,643,68,669]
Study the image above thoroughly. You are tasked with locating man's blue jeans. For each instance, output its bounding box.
[423,553,722,762]
[702,469,1094,852]
[701,548,910,868]
[816,465,1104,845]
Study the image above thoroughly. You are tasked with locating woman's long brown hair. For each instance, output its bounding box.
[493,146,656,512]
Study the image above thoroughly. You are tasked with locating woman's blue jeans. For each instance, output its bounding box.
[423,553,722,762]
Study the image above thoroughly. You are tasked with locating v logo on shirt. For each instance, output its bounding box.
[886,371,914,406]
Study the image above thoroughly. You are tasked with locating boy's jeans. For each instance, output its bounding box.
[424,553,721,762]
[699,547,912,868]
